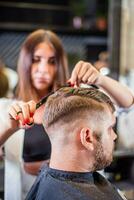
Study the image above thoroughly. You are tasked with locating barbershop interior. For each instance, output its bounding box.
[0,0,134,200]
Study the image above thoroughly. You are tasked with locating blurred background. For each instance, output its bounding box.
[0,0,134,199]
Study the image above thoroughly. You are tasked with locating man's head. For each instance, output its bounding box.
[43,87,117,171]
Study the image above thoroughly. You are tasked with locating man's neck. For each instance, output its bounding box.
[49,150,93,172]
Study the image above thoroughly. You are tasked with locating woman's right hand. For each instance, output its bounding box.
[0,100,37,146]
[8,100,36,130]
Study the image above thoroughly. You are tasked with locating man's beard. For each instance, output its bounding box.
[92,140,113,171]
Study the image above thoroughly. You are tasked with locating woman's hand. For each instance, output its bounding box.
[8,100,36,129]
[69,61,134,108]
[0,100,37,146]
[69,61,102,86]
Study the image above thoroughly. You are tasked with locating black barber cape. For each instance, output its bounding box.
[26,166,127,200]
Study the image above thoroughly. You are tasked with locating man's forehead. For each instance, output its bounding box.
[108,110,116,126]
[112,113,116,124]
[104,105,116,124]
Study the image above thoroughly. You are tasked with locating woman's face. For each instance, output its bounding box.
[31,42,57,96]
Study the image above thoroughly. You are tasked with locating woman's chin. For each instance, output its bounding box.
[36,85,50,95]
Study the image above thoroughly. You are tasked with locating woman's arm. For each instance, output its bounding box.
[96,75,134,108]
[0,127,16,146]
[69,61,134,108]
[0,99,17,145]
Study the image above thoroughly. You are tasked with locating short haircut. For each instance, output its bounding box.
[43,87,115,130]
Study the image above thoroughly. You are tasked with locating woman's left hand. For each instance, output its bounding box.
[69,61,102,86]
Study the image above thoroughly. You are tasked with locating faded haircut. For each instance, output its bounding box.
[43,87,115,129]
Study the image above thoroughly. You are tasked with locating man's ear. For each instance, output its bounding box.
[80,128,94,151]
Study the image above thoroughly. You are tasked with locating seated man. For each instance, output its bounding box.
[26,86,127,200]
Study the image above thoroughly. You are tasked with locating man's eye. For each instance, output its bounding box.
[112,125,116,132]
[113,126,116,132]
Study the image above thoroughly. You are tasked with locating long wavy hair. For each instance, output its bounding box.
[15,29,69,102]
